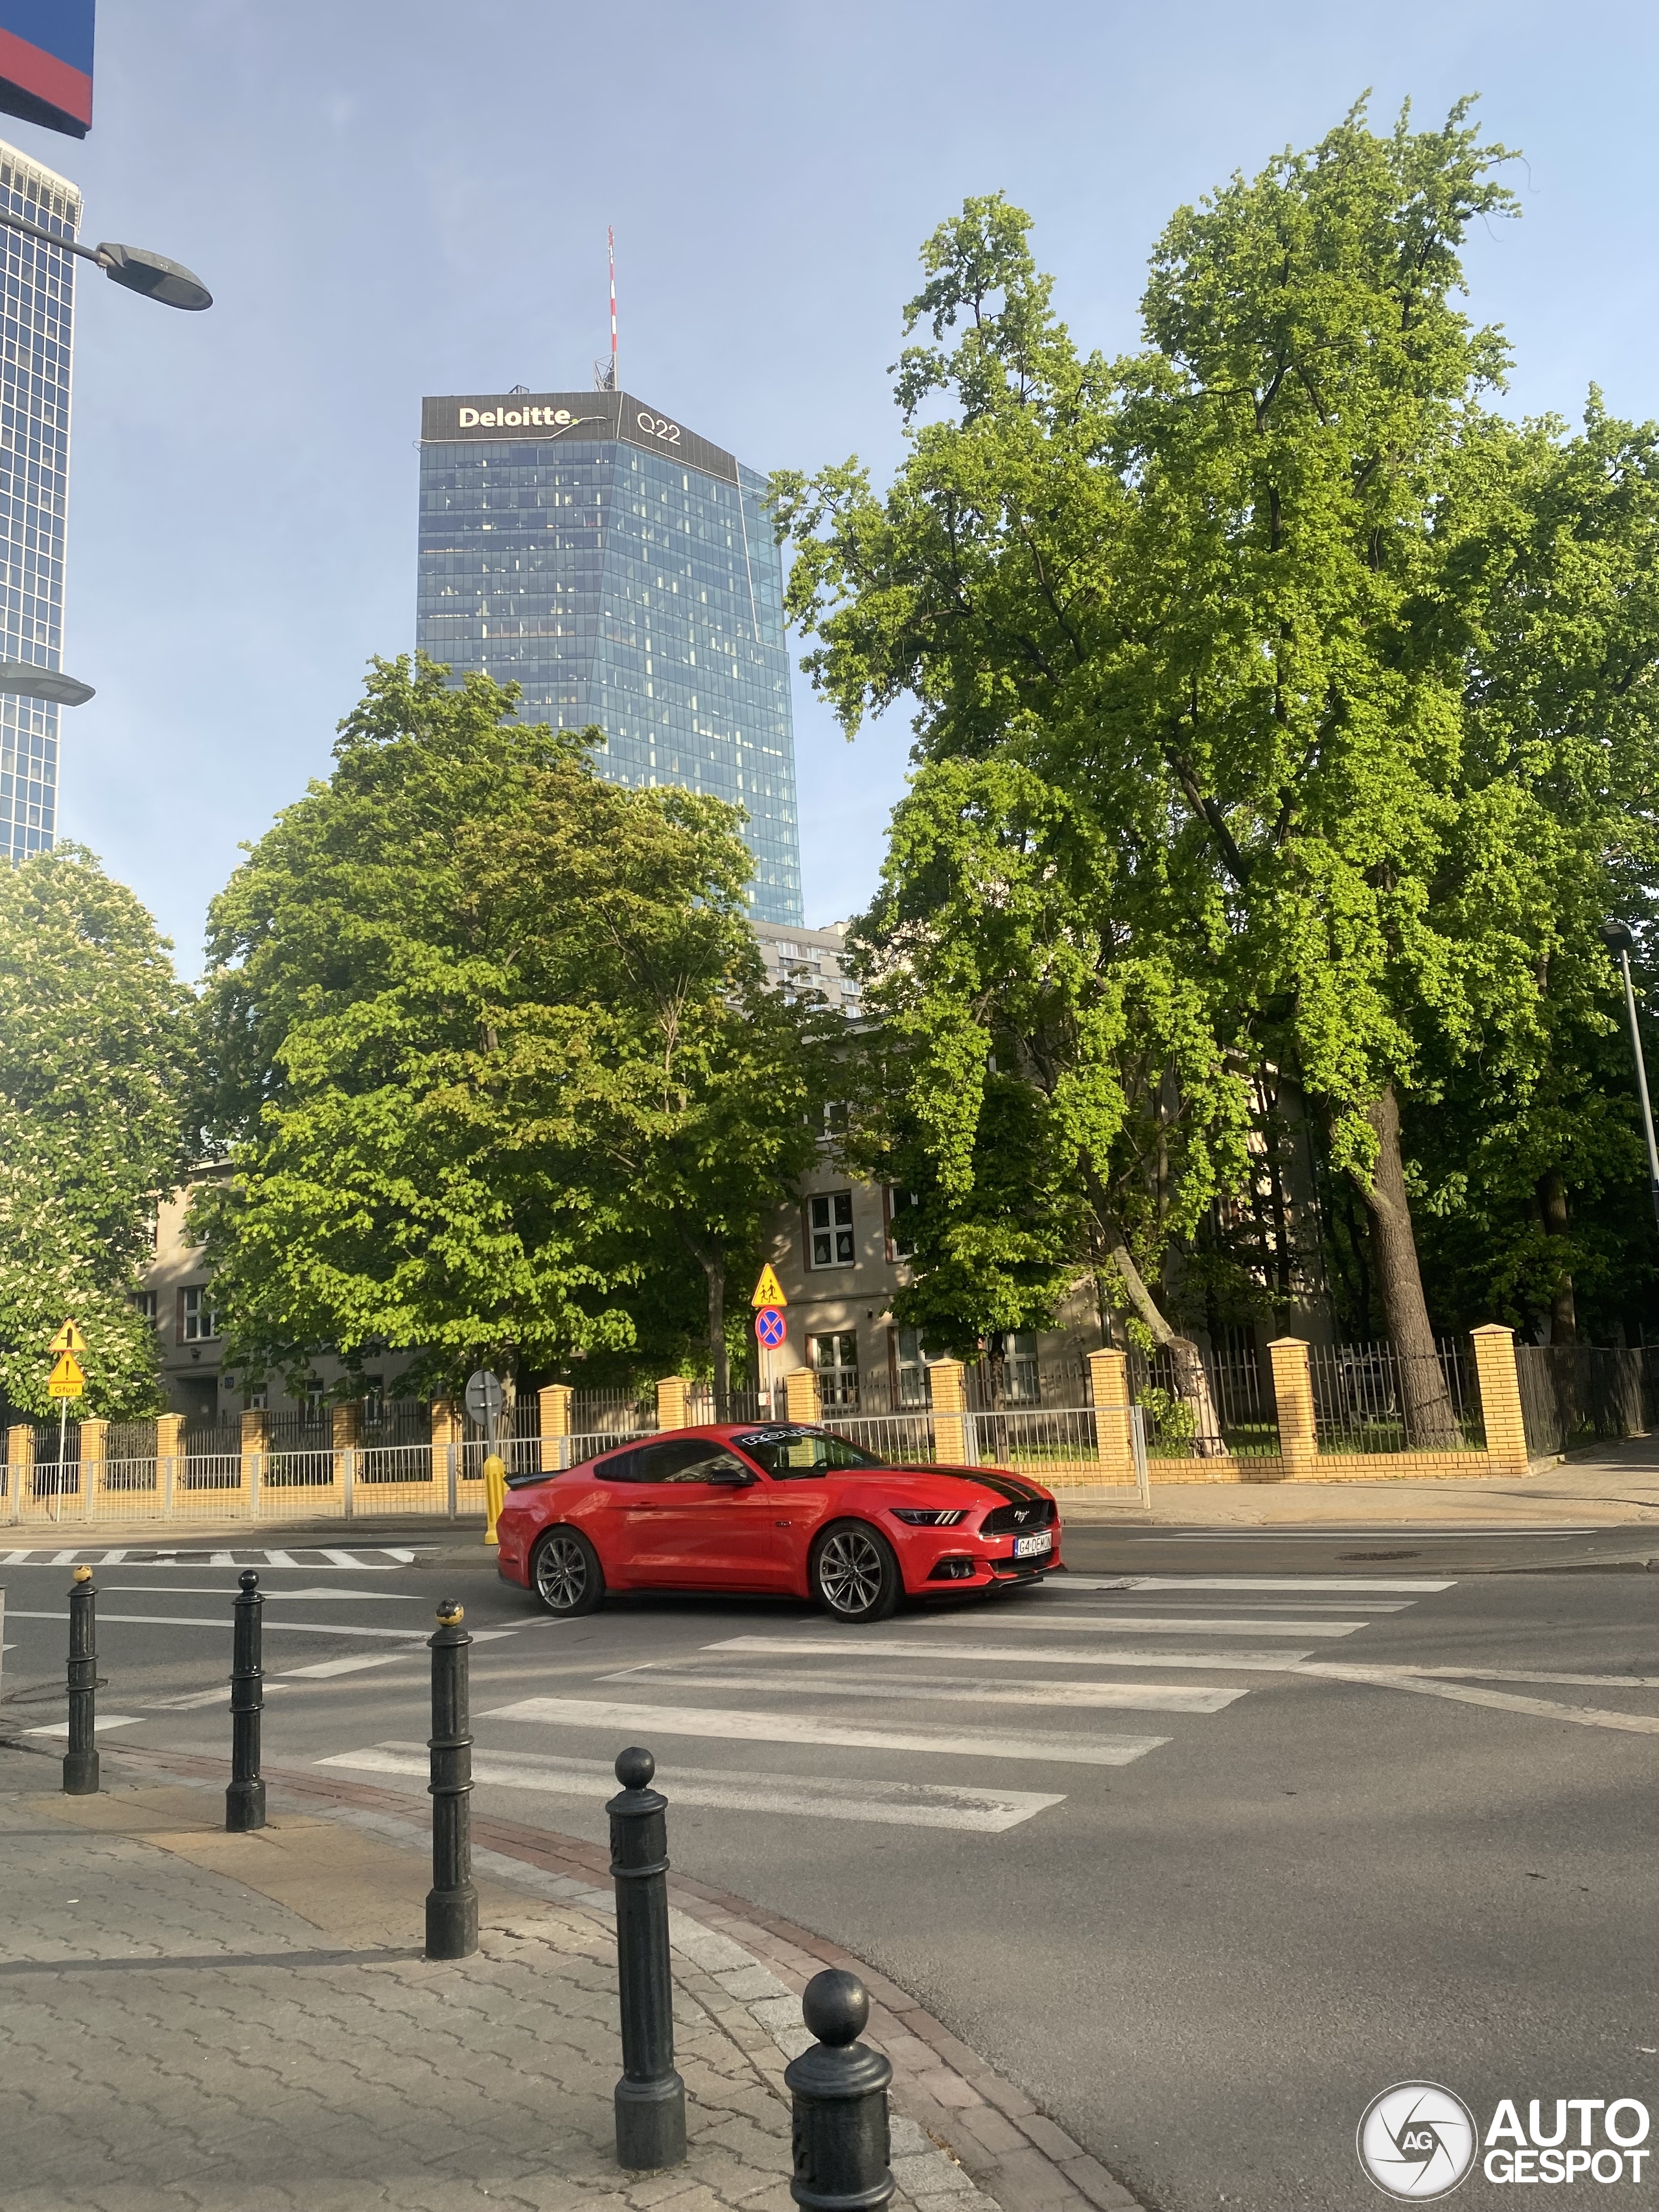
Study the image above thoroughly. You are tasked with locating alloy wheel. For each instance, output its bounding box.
[535,1533,590,1611]
[817,1527,887,1616]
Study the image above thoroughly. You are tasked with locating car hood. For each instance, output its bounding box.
[866,1464,1056,1507]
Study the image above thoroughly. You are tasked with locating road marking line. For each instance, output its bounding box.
[1301,1664,1659,1734]
[480,1695,1167,1767]
[279,1653,423,1679]
[915,1611,1365,1638]
[318,1741,1067,1832]
[143,1686,234,1710]
[1107,1577,1456,1594]
[263,1551,298,1566]
[605,1665,1248,1713]
[709,1635,1314,1670]
[25,1715,144,1736]
[1,1609,516,1642]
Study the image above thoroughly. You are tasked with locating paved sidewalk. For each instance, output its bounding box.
[0,1743,1139,2212]
[1053,1434,1659,1526]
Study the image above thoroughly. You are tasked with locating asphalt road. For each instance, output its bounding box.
[4,1520,1658,2212]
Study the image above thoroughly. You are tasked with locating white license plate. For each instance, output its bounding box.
[1012,1530,1053,1559]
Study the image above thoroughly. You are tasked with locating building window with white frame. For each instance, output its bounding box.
[885,1187,922,1262]
[806,1191,855,1268]
[892,1326,931,1409]
[810,1330,860,1408]
[177,1285,218,1342]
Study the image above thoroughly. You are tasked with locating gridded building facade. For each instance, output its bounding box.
[0,141,76,862]
[417,389,803,926]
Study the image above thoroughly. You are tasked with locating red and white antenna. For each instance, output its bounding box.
[596,228,620,391]
[609,226,619,386]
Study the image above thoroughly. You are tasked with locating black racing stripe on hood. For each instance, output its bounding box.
[913,1466,1045,1505]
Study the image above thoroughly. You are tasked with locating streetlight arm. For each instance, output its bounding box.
[0,202,211,310]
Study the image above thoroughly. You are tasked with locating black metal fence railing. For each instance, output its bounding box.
[1307,1340,1483,1454]
[1516,1345,1647,1460]
[1128,1347,1277,1458]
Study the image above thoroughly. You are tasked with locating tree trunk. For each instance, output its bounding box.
[1360,1086,1462,1449]
[1093,1198,1229,1458]
[1537,1172,1577,1344]
[704,1256,728,1422]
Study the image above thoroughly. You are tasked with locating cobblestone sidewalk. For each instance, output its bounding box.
[0,1746,973,2212]
[0,1745,1138,2212]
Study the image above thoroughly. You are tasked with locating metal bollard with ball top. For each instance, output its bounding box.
[426,1598,478,1959]
[608,1746,687,2170]
[62,1564,99,1795]
[226,1568,266,1832]
[786,1970,895,2212]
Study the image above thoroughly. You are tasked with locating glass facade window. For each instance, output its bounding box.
[0,142,78,865]
[416,388,803,926]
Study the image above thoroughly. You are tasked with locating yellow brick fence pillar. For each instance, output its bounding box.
[332,1401,360,1520]
[6,1421,32,1520]
[929,1357,969,1464]
[539,1384,572,1472]
[1471,1323,1528,1478]
[79,1419,107,1509]
[656,1376,691,1431]
[783,1366,822,1425]
[156,1413,185,1517]
[241,1410,268,1517]
[432,1398,461,1515]
[1267,1339,1317,1481]
[1087,1349,1135,1483]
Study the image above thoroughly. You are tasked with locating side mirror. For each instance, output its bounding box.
[706,1465,756,1487]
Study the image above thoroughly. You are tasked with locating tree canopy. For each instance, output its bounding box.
[194,655,826,1405]
[776,99,1659,1412]
[0,846,191,1418]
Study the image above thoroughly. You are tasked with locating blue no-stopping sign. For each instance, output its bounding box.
[755,1306,787,1349]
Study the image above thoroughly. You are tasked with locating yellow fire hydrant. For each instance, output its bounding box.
[482,1453,507,1546]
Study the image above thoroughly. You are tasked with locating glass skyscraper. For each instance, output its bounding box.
[417,388,803,926]
[0,140,76,863]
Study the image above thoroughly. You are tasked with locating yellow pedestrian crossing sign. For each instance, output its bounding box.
[750,1263,786,1309]
[49,1320,87,1354]
[48,1351,86,1399]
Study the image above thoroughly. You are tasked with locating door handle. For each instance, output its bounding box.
[775,1519,791,1528]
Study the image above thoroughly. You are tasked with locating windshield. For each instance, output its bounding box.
[732,1426,887,1476]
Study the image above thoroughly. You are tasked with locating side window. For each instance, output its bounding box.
[806,1191,855,1268]
[597,1445,648,1482]
[629,1438,733,1482]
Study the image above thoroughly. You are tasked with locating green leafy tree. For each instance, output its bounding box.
[194,655,824,1410]
[0,846,191,1417]
[779,106,1652,1441]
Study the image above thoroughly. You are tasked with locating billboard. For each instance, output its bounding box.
[0,1,93,138]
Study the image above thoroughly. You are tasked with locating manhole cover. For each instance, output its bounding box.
[1338,1550,1422,1561]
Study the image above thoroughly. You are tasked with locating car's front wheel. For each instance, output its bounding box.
[809,1521,901,1622]
[531,1527,605,1617]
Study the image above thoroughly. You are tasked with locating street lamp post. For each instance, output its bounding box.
[0,201,211,713]
[1601,920,1659,1235]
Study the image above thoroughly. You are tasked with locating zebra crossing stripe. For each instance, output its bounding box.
[317,1741,1067,1832]
[606,1664,1248,1714]
[708,1635,1313,1670]
[480,1694,1167,1767]
[912,1611,1367,1638]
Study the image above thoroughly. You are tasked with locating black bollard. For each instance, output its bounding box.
[62,1564,99,1796]
[425,1598,478,1960]
[608,1746,686,2171]
[226,1568,266,1832]
[785,1970,895,2212]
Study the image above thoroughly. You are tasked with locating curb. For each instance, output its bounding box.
[23,1734,1143,2212]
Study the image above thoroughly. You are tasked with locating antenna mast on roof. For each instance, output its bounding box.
[593,227,618,391]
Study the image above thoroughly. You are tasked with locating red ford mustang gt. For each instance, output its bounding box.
[496,1423,1063,1623]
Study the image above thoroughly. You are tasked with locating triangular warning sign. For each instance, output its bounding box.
[48,1351,86,1397]
[49,1320,87,1354]
[750,1263,786,1309]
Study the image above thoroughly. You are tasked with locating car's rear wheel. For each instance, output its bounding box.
[531,1528,605,1617]
[810,1522,901,1622]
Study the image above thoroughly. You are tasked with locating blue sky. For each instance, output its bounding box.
[24,0,1659,970]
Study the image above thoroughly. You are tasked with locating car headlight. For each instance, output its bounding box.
[888,1507,968,1526]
